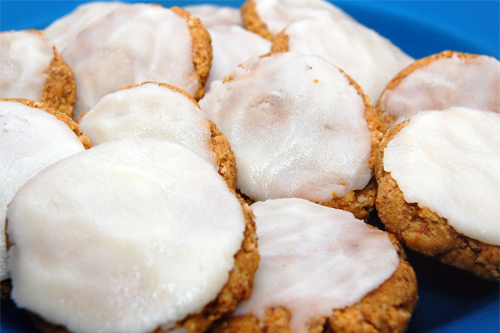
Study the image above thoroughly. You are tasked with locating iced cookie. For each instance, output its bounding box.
[78,82,237,189]
[377,51,500,129]
[0,98,91,298]
[61,3,212,119]
[6,138,259,333]
[201,51,384,220]
[214,198,417,333]
[44,1,129,53]
[0,30,76,117]
[375,107,500,280]
[184,4,243,28]
[271,8,414,103]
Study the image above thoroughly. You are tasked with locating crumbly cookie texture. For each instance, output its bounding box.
[241,0,274,41]
[376,50,500,130]
[172,6,213,101]
[0,30,76,118]
[214,225,417,333]
[375,120,500,280]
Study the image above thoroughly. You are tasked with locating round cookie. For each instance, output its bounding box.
[61,3,212,119]
[375,107,500,280]
[271,8,414,104]
[213,198,418,333]
[78,82,237,190]
[6,138,259,333]
[201,51,384,220]
[376,50,500,129]
[0,98,91,298]
[0,30,76,117]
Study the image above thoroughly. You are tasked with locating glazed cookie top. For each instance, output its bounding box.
[44,1,129,53]
[383,107,500,246]
[78,82,217,168]
[274,9,414,102]
[184,4,243,28]
[7,138,247,333]
[62,3,202,119]
[200,52,372,202]
[0,31,54,102]
[378,52,500,124]
[237,198,399,332]
[0,100,86,281]
[203,25,271,88]
[245,0,337,38]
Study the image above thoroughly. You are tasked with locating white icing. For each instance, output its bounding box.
[284,9,414,102]
[0,101,85,281]
[204,25,271,88]
[253,0,337,36]
[7,138,246,333]
[201,52,372,202]
[0,31,54,101]
[78,83,217,168]
[384,107,500,246]
[44,1,129,53]
[237,198,399,332]
[62,4,197,119]
[184,4,242,28]
[380,54,500,122]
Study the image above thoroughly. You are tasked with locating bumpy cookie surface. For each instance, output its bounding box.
[375,107,500,280]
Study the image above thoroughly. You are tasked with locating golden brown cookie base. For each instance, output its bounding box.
[241,0,274,42]
[208,120,238,191]
[375,50,485,130]
[375,121,500,280]
[171,6,212,101]
[28,193,258,333]
[22,30,76,118]
[213,233,417,333]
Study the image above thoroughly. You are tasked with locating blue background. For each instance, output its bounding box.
[1,1,499,332]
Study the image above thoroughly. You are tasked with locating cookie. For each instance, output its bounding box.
[213,198,417,333]
[271,8,414,103]
[376,50,500,129]
[0,30,76,117]
[184,4,243,28]
[0,98,91,298]
[375,107,500,280]
[201,51,384,220]
[60,3,212,119]
[6,138,259,333]
[78,82,237,190]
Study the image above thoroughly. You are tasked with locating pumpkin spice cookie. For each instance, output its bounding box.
[376,50,500,129]
[0,98,91,299]
[201,51,384,220]
[375,107,500,280]
[6,138,259,333]
[60,3,212,119]
[213,198,418,333]
[78,82,237,190]
[0,30,76,117]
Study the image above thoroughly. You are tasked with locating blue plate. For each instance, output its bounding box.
[1,1,499,332]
